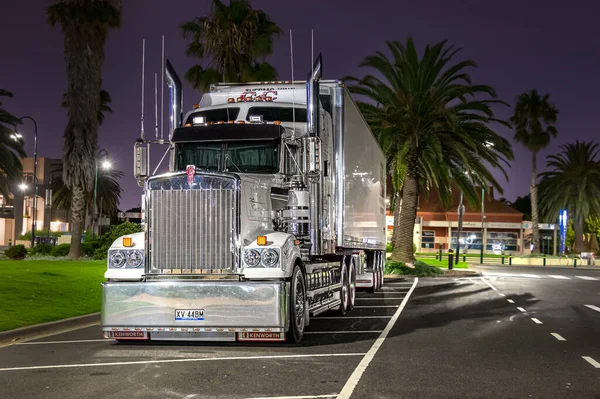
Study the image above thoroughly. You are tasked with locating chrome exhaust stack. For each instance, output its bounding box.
[306,54,322,137]
[166,59,183,140]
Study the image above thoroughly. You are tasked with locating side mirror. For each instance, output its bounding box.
[134,142,148,188]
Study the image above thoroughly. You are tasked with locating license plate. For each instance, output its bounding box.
[175,309,204,321]
[104,331,148,340]
[237,332,285,342]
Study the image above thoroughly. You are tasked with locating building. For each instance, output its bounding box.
[386,185,560,255]
[0,157,70,247]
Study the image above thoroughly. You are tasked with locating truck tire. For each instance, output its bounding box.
[366,251,378,294]
[379,251,385,288]
[348,257,356,311]
[287,264,306,344]
[338,260,349,316]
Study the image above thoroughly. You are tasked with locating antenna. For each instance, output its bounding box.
[154,72,158,140]
[160,35,165,142]
[140,39,145,140]
[290,29,296,135]
[311,29,314,78]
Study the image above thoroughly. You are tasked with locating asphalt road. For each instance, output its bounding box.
[1,268,598,398]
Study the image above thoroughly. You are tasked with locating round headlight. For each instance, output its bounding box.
[244,249,261,267]
[261,249,279,267]
[109,250,126,268]
[126,249,144,267]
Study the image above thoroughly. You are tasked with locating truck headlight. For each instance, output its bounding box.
[126,250,144,267]
[109,250,126,268]
[261,249,279,267]
[244,249,261,267]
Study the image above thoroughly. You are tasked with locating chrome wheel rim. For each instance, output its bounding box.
[341,268,348,307]
[294,276,305,331]
[349,265,356,305]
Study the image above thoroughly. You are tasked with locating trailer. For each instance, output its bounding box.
[101,55,387,343]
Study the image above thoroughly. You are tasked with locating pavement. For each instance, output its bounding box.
[1,268,599,398]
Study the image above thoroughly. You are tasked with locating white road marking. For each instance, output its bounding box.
[507,299,515,304]
[517,307,527,312]
[337,278,419,399]
[576,276,598,281]
[355,297,405,300]
[305,331,382,334]
[382,283,413,286]
[0,353,366,373]
[312,316,392,320]
[551,333,566,341]
[549,275,570,280]
[498,293,506,297]
[246,395,337,399]
[357,293,407,296]
[531,318,543,324]
[17,339,109,345]
[483,272,519,278]
[582,356,600,368]
[584,304,600,313]
[354,305,399,308]
[480,276,498,291]
[520,274,540,278]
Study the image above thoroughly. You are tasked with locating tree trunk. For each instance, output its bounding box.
[573,213,586,254]
[391,191,401,249]
[69,185,85,259]
[391,175,418,263]
[530,151,540,254]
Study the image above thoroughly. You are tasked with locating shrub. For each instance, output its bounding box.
[5,245,27,260]
[385,260,443,277]
[94,222,142,259]
[30,244,53,256]
[50,244,71,257]
[82,241,101,257]
[19,230,63,240]
[386,242,393,253]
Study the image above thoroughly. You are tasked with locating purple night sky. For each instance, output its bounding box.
[1,0,599,211]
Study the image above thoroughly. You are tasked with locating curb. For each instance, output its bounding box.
[469,263,600,271]
[0,313,100,347]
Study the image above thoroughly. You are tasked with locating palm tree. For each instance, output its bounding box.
[0,89,26,198]
[62,90,112,125]
[538,141,600,253]
[47,0,122,258]
[346,38,513,262]
[509,89,559,254]
[182,0,281,90]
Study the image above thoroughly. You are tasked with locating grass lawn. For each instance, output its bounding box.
[416,258,469,269]
[0,260,106,332]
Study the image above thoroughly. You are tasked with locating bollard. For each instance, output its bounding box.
[574,258,577,268]
[501,256,505,265]
[448,249,454,270]
[543,255,546,266]
[439,248,443,261]
[509,255,512,265]
[463,255,466,262]
[435,252,439,260]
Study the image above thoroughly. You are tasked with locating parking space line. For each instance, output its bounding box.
[582,356,600,368]
[576,276,598,281]
[305,331,382,334]
[584,304,600,313]
[355,297,405,300]
[551,333,566,341]
[312,316,392,320]
[498,293,506,297]
[17,339,109,345]
[354,305,399,308]
[507,299,515,304]
[531,318,543,324]
[245,395,337,399]
[520,274,540,278]
[480,276,498,291]
[517,307,527,312]
[0,353,366,372]
[549,275,570,280]
[337,278,419,399]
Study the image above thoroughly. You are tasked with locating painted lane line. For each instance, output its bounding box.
[517,307,527,312]
[17,339,109,345]
[520,274,540,278]
[337,278,419,399]
[357,293,407,296]
[480,276,498,291]
[498,293,506,297]
[551,333,566,341]
[312,316,392,320]
[584,304,600,313]
[548,275,570,280]
[0,353,366,373]
[354,305,399,308]
[582,356,600,368]
[531,318,543,324]
[246,395,337,399]
[576,276,598,281]
[355,297,404,301]
[507,299,515,304]
[305,331,382,334]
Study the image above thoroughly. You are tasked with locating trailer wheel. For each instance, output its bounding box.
[379,251,385,288]
[287,264,306,344]
[338,260,349,316]
[367,252,378,294]
[348,257,357,311]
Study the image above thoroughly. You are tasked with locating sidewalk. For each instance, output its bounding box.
[468,262,600,272]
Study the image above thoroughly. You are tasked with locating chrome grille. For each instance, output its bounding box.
[147,173,239,274]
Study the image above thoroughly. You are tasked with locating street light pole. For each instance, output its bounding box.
[19,116,38,248]
[92,149,110,240]
[480,186,485,264]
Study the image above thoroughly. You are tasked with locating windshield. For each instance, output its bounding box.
[246,107,307,123]
[176,140,280,174]
[186,108,240,124]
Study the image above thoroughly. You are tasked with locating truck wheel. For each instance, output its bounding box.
[379,251,385,288]
[348,257,356,311]
[338,260,349,315]
[367,252,378,294]
[287,265,306,344]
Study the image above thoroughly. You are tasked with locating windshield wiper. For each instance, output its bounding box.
[224,154,242,173]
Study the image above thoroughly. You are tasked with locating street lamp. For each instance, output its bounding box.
[16,116,38,247]
[93,150,111,240]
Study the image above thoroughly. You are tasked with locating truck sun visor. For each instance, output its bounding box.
[171,124,284,142]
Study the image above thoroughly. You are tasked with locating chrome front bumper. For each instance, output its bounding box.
[101,280,290,336]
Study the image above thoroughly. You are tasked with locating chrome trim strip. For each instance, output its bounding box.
[334,85,344,249]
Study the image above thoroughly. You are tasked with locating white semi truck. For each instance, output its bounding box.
[102,55,387,343]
